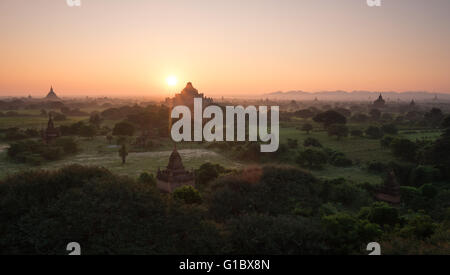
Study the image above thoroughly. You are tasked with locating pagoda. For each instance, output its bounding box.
[42,114,60,144]
[45,86,59,100]
[375,170,401,204]
[373,94,386,108]
[156,146,195,193]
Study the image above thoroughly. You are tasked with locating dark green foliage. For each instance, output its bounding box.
[327,124,349,140]
[321,213,382,254]
[7,138,77,164]
[296,148,328,169]
[381,124,398,135]
[365,126,383,139]
[287,138,298,149]
[226,214,327,255]
[313,110,346,128]
[209,166,320,220]
[113,121,135,136]
[350,129,363,137]
[390,138,417,161]
[380,136,394,148]
[173,186,202,204]
[138,172,156,186]
[301,123,313,134]
[196,163,226,186]
[303,137,322,147]
[409,166,441,187]
[359,202,400,227]
[0,165,223,255]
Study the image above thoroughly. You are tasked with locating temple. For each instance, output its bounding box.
[165,82,213,108]
[45,86,60,100]
[373,94,386,108]
[156,146,195,193]
[375,170,401,204]
[42,114,60,144]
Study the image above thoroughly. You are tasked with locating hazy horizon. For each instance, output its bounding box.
[1,0,450,97]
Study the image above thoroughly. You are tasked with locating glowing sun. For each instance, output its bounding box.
[166,76,178,86]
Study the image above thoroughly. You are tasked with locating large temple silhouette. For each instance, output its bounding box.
[45,86,60,100]
[156,146,195,193]
[165,82,213,108]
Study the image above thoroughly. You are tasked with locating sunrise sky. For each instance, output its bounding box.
[0,0,449,98]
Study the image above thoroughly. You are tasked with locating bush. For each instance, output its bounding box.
[196,163,226,186]
[365,126,383,139]
[381,124,398,135]
[409,166,441,187]
[173,186,202,204]
[359,202,400,227]
[350,129,363,137]
[303,137,322,148]
[390,138,417,161]
[296,148,328,169]
[113,121,135,136]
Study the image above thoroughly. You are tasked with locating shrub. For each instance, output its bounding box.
[365,126,383,139]
[303,137,322,148]
[296,148,328,169]
[173,186,202,204]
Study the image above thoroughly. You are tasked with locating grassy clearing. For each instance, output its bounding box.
[0,116,88,129]
[0,137,242,180]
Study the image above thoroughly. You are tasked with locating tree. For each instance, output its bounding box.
[296,148,328,169]
[365,126,383,139]
[327,124,349,140]
[313,111,346,128]
[303,137,322,147]
[369,109,381,121]
[106,134,113,144]
[113,121,135,136]
[351,129,363,137]
[119,144,128,164]
[173,186,202,204]
[424,108,444,127]
[390,138,417,161]
[301,123,313,134]
[79,124,97,139]
[381,124,398,135]
[196,163,225,185]
[89,113,102,128]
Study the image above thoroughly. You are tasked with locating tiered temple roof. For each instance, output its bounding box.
[156,146,195,192]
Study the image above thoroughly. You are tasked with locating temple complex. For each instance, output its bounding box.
[156,146,195,193]
[165,82,213,109]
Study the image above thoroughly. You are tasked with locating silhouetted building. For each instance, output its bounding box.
[156,146,195,193]
[165,82,213,108]
[45,86,59,100]
[375,170,401,204]
[42,114,60,144]
[373,94,386,108]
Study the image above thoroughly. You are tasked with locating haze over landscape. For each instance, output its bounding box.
[1,0,450,98]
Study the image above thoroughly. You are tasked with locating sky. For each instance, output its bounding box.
[0,0,449,98]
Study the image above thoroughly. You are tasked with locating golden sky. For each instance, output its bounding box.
[0,0,449,97]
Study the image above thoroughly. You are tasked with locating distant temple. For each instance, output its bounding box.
[42,114,60,144]
[165,82,213,108]
[45,86,59,100]
[373,94,386,108]
[375,170,401,204]
[156,146,195,193]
